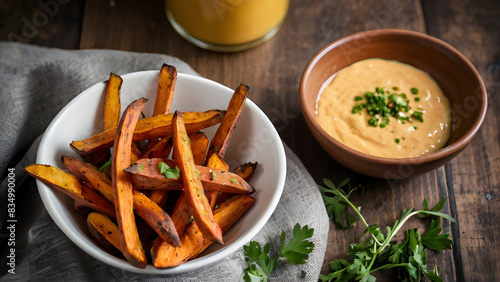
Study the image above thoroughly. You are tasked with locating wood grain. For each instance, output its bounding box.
[422,1,500,281]
[0,0,84,49]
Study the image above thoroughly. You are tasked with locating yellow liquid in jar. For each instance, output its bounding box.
[167,0,289,50]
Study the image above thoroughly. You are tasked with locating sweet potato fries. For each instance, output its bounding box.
[24,64,256,269]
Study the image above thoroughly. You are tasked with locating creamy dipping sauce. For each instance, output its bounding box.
[317,59,452,158]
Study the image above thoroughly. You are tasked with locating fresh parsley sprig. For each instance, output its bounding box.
[242,223,315,282]
[318,178,362,229]
[319,178,455,282]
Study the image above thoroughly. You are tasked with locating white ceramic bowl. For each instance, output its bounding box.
[35,71,286,274]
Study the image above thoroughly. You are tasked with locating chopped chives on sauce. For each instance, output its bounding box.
[351,86,424,128]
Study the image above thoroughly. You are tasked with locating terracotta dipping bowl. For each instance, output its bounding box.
[300,29,487,179]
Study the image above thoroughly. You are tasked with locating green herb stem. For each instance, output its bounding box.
[319,178,455,282]
[334,188,370,229]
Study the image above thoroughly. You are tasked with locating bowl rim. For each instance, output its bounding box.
[300,28,488,165]
[35,71,287,274]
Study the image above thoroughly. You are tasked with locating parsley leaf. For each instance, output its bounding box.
[318,178,362,229]
[421,218,454,252]
[158,161,180,179]
[280,224,315,264]
[243,223,314,282]
[319,178,455,282]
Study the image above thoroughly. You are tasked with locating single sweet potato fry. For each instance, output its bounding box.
[70,110,225,155]
[87,212,123,257]
[62,156,114,199]
[172,111,223,244]
[189,131,209,165]
[24,164,115,219]
[112,97,148,268]
[154,64,177,115]
[102,72,142,163]
[62,155,180,247]
[206,83,249,160]
[232,162,258,182]
[170,192,191,236]
[203,85,248,209]
[131,189,179,247]
[124,158,254,194]
[147,64,177,151]
[204,152,229,171]
[151,194,254,268]
[103,72,123,130]
[215,162,257,207]
[85,73,123,169]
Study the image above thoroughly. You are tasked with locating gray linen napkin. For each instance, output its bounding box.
[0,42,329,281]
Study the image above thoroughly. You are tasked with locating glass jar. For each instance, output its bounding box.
[166,0,289,52]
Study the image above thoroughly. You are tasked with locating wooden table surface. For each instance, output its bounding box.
[2,1,499,281]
